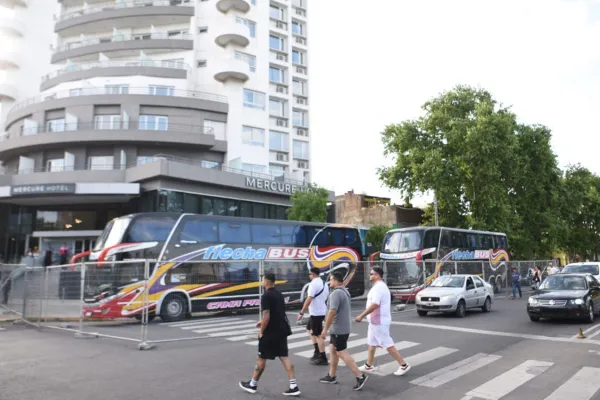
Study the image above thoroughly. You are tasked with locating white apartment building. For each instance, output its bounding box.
[0,0,328,264]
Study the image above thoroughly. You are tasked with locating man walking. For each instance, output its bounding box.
[319,271,369,391]
[511,267,522,299]
[239,273,300,396]
[298,267,329,365]
[354,267,411,376]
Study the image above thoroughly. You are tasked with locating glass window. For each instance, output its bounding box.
[345,229,359,247]
[382,230,423,253]
[329,228,345,246]
[293,79,305,96]
[293,140,309,159]
[46,118,65,133]
[219,221,251,243]
[474,276,484,288]
[466,277,475,289]
[213,198,227,216]
[36,210,98,231]
[495,235,507,248]
[252,223,281,244]
[269,35,284,51]
[242,126,265,146]
[253,203,265,219]
[424,229,441,248]
[105,84,129,94]
[292,50,303,65]
[240,202,253,218]
[204,119,227,140]
[562,264,600,275]
[201,160,220,169]
[243,89,266,110]
[270,5,283,19]
[183,193,200,213]
[270,164,286,178]
[94,115,120,130]
[292,110,306,127]
[269,67,284,83]
[269,99,285,116]
[139,115,168,130]
[235,51,256,72]
[88,156,113,170]
[242,163,265,174]
[305,226,328,246]
[148,85,174,96]
[123,215,177,242]
[202,197,213,215]
[292,21,303,35]
[270,131,289,151]
[248,21,256,37]
[276,206,287,220]
[179,219,218,243]
[226,200,238,217]
[46,158,64,172]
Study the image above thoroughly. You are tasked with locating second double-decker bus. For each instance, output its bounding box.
[76,212,366,322]
[370,226,510,300]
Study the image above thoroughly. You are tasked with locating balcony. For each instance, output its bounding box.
[0,16,25,37]
[55,0,195,36]
[0,121,224,160]
[0,83,17,101]
[214,18,250,47]
[40,59,189,91]
[269,18,288,34]
[216,0,250,14]
[0,49,20,69]
[51,32,193,63]
[213,55,250,83]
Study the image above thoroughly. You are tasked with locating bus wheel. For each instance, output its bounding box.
[160,294,188,322]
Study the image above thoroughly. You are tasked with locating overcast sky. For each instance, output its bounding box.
[309,0,600,206]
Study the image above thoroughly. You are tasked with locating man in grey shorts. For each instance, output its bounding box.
[319,271,369,391]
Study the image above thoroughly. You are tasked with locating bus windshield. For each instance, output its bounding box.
[93,216,131,252]
[383,230,423,253]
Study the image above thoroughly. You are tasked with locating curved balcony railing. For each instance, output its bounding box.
[8,86,227,116]
[41,60,189,83]
[58,0,193,23]
[13,121,214,137]
[53,31,193,55]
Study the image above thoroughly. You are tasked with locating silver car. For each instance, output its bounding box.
[415,274,494,318]
[560,262,600,282]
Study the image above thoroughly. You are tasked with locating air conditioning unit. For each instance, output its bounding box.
[297,129,307,136]
[276,21,285,29]
[276,153,287,161]
[276,119,287,127]
[297,98,306,104]
[296,37,306,44]
[296,66,305,74]
[276,86,286,93]
[276,53,286,61]
[298,161,308,169]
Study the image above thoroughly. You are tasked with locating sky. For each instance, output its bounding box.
[309,0,600,207]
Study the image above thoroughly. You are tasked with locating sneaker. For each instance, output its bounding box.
[309,353,319,362]
[239,381,257,394]
[394,363,411,376]
[358,364,380,373]
[353,374,369,391]
[319,375,338,384]
[283,387,301,396]
[311,355,328,365]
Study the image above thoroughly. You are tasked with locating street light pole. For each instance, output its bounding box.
[434,192,439,226]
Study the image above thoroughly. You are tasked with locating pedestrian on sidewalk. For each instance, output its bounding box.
[298,267,329,365]
[319,271,369,391]
[511,267,522,299]
[354,266,411,376]
[239,272,300,397]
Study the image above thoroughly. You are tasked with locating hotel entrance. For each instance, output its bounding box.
[28,231,101,266]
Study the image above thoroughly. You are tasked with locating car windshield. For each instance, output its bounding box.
[539,275,587,290]
[562,264,600,275]
[430,276,465,288]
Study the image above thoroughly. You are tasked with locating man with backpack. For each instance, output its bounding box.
[298,267,329,365]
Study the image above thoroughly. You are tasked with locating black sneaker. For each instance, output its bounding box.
[239,381,257,394]
[309,353,319,361]
[319,375,338,384]
[311,355,328,365]
[353,374,369,391]
[283,387,301,396]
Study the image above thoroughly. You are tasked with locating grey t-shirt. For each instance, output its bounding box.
[328,287,352,335]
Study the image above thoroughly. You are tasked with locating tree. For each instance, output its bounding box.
[365,224,392,252]
[286,184,330,222]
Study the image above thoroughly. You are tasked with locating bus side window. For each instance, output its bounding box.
[466,234,477,249]
[495,235,507,249]
[424,229,440,248]
[251,224,282,245]
[179,220,218,243]
[219,222,251,243]
[330,228,345,246]
[441,231,452,248]
[281,225,300,246]
[345,229,359,247]
[306,227,328,246]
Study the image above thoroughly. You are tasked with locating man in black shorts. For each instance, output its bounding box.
[298,267,329,365]
[319,271,368,391]
[239,272,301,396]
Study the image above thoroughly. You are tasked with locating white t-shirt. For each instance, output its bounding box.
[307,277,329,316]
[366,281,391,325]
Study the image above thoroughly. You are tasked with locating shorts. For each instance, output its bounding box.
[258,336,288,360]
[306,315,325,336]
[367,324,395,348]
[329,333,350,352]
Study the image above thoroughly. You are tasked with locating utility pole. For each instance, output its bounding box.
[434,192,439,226]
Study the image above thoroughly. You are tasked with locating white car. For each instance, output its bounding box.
[560,262,600,282]
[415,274,494,318]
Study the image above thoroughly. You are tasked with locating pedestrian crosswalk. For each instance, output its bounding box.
[162,317,600,399]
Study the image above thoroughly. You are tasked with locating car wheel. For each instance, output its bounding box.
[481,297,492,313]
[529,315,540,322]
[160,293,188,322]
[417,310,428,317]
[455,300,466,318]
[586,303,594,323]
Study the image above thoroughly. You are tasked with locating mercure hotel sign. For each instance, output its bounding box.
[245,177,312,195]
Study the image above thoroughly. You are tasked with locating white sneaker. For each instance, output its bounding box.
[358,364,380,373]
[394,363,411,376]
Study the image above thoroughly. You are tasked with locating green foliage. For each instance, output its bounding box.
[286,184,330,223]
[365,224,392,252]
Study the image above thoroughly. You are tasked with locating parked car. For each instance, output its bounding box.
[415,274,494,318]
[560,262,600,282]
[527,273,600,323]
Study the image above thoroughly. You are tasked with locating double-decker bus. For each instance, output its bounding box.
[370,226,509,300]
[76,212,366,322]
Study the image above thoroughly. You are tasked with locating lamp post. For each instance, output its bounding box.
[434,192,439,226]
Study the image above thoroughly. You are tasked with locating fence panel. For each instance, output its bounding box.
[0,264,25,316]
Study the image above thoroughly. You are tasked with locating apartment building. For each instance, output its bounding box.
[0,0,325,263]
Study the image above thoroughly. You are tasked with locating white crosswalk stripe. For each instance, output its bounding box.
[410,353,502,388]
[543,367,600,400]
[373,347,458,376]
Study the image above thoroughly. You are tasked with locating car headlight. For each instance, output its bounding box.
[528,297,539,305]
[571,298,584,305]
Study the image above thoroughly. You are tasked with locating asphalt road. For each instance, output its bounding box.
[3,294,600,400]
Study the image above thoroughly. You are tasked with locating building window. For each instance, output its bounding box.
[105,84,129,94]
[139,115,168,130]
[292,110,306,127]
[243,89,266,110]
[293,140,309,159]
[236,17,256,38]
[46,158,65,172]
[269,130,289,151]
[292,21,304,35]
[293,79,306,96]
[292,50,304,65]
[270,164,286,178]
[269,35,284,51]
[201,160,220,169]
[270,5,284,20]
[235,51,256,72]
[269,99,285,117]
[88,156,114,170]
[243,126,265,146]
[148,85,175,96]
[94,115,121,130]
[269,66,284,83]
[137,155,167,165]
[204,120,227,140]
[46,118,65,133]
[242,163,266,175]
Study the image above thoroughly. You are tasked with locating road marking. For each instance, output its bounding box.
[179,320,255,330]
[162,317,242,327]
[294,335,362,357]
[373,347,458,376]
[221,326,305,340]
[463,359,553,400]
[191,322,257,334]
[341,341,420,366]
[585,328,600,341]
[571,323,600,339]
[543,367,600,400]
[410,353,502,388]
[390,321,600,345]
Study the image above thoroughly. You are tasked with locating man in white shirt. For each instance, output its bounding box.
[298,267,329,365]
[355,266,411,376]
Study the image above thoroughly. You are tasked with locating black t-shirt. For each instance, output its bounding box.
[261,287,288,339]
